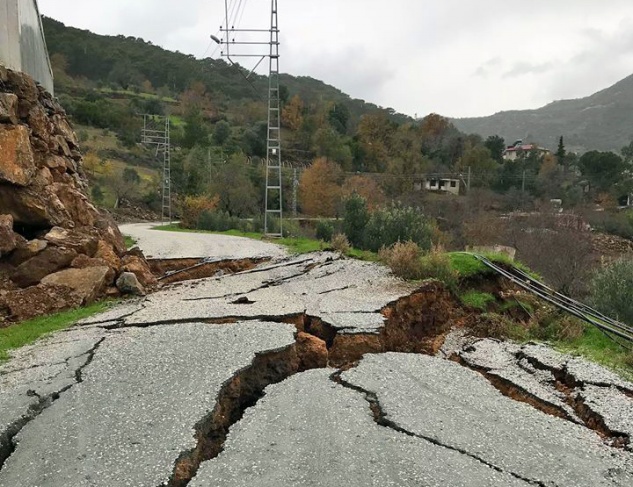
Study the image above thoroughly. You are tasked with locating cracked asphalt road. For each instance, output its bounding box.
[119,222,287,260]
[1,228,632,486]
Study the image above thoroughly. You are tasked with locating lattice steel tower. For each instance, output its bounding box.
[216,0,283,236]
[264,0,282,236]
[141,115,171,224]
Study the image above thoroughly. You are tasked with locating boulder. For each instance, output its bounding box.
[41,266,111,305]
[27,105,52,143]
[0,185,69,228]
[0,215,18,255]
[116,272,146,296]
[95,240,121,271]
[71,254,116,283]
[51,114,79,148]
[296,332,328,370]
[44,227,99,257]
[0,125,36,186]
[6,68,38,119]
[120,255,158,290]
[0,93,18,124]
[8,238,47,266]
[0,284,83,322]
[11,246,77,287]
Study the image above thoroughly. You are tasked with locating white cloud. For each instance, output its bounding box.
[39,0,633,118]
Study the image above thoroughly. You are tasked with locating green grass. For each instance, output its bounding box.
[449,252,540,280]
[461,291,496,310]
[152,224,378,260]
[552,326,633,379]
[449,252,490,278]
[0,301,112,362]
[124,235,137,249]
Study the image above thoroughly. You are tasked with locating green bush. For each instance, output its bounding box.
[378,241,423,280]
[316,220,335,242]
[363,203,433,252]
[198,210,240,232]
[343,194,370,248]
[590,258,633,325]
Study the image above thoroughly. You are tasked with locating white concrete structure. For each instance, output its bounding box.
[0,0,54,94]
[423,177,460,195]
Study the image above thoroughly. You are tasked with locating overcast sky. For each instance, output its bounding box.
[38,0,633,119]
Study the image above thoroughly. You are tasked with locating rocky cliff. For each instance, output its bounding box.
[0,65,155,323]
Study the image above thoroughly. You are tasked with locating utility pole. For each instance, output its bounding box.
[214,0,283,236]
[292,167,299,217]
[141,115,171,224]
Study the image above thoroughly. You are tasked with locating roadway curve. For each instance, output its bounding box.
[118,222,287,260]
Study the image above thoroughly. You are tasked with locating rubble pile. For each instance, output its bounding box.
[0,66,155,323]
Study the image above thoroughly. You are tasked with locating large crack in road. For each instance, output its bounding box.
[1,251,632,486]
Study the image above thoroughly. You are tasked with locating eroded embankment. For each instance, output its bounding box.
[149,257,269,285]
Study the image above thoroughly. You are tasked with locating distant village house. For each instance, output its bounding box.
[414,177,461,195]
[502,140,550,161]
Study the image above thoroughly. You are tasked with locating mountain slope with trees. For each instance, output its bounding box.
[452,74,633,153]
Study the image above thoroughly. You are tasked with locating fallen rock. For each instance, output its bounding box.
[44,226,99,256]
[0,215,18,256]
[8,238,47,266]
[0,125,36,186]
[41,266,111,305]
[95,240,121,271]
[296,332,328,370]
[121,255,158,290]
[0,284,83,321]
[0,93,18,124]
[116,272,146,296]
[11,246,77,287]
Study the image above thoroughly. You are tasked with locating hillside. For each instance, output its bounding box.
[42,17,410,130]
[452,74,633,153]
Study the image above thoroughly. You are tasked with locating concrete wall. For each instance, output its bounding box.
[0,0,54,94]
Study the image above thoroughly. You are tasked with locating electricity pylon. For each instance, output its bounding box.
[141,115,171,224]
[215,0,282,236]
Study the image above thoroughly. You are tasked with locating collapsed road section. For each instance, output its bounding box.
[0,252,632,486]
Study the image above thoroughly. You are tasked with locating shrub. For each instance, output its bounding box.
[378,241,423,280]
[316,220,334,242]
[363,203,433,252]
[343,193,370,247]
[590,258,633,325]
[180,195,219,229]
[418,247,458,288]
[331,233,350,254]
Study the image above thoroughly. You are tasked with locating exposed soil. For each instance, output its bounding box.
[148,257,269,285]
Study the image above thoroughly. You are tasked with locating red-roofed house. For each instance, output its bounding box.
[502,140,550,161]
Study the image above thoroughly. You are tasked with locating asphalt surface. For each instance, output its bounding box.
[119,222,287,259]
[1,226,632,486]
[0,322,297,487]
[189,369,529,487]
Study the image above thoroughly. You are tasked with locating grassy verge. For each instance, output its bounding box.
[0,301,113,362]
[151,224,378,260]
[460,291,496,310]
[552,326,633,379]
[124,235,137,249]
[449,252,539,280]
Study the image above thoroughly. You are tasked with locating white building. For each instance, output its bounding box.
[0,0,54,94]
[421,177,460,195]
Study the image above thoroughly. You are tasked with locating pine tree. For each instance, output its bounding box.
[555,136,566,165]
